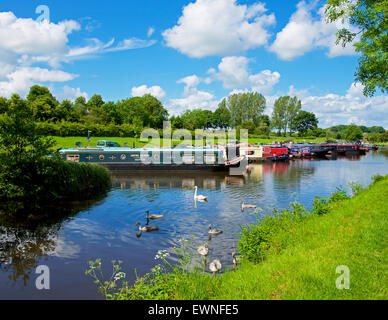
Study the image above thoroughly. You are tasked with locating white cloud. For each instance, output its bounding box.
[166,74,219,115]
[0,12,80,56]
[56,85,89,102]
[147,27,155,37]
[210,56,280,94]
[131,85,166,100]
[269,1,358,60]
[268,83,388,128]
[167,90,219,115]
[162,0,275,58]
[0,67,77,97]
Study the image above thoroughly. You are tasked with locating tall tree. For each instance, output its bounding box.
[271,96,301,136]
[325,0,388,96]
[293,110,319,134]
[213,100,231,129]
[344,124,364,141]
[26,85,59,122]
[220,92,266,127]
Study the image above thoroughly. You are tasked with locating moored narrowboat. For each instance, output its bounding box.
[58,140,247,172]
[262,145,289,161]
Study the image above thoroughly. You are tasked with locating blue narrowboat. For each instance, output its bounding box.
[58,140,246,172]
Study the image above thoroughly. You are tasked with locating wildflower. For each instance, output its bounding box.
[154,250,170,260]
[114,272,126,282]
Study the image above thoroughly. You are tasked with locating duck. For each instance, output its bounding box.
[146,210,163,220]
[209,259,222,276]
[208,224,223,235]
[241,200,256,212]
[194,186,208,201]
[136,222,159,232]
[197,243,209,257]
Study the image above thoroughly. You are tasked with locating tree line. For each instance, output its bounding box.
[0,85,386,142]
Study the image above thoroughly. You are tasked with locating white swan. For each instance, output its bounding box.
[194,186,208,201]
[197,243,209,257]
[241,200,256,212]
[209,259,222,276]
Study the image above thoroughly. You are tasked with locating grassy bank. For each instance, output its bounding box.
[53,136,328,149]
[87,175,388,300]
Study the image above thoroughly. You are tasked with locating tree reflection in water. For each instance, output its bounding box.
[0,198,103,286]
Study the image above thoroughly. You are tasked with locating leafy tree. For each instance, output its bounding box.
[87,94,105,109]
[0,94,55,199]
[369,126,385,133]
[170,115,186,129]
[325,0,388,96]
[220,92,266,127]
[26,85,59,122]
[0,97,8,114]
[213,101,231,129]
[102,101,122,124]
[271,96,302,136]
[74,96,88,117]
[293,110,319,134]
[344,123,364,141]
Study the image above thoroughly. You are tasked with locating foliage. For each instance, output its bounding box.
[240,186,350,262]
[0,94,110,202]
[271,96,301,136]
[86,238,197,300]
[219,92,266,127]
[344,123,364,141]
[325,0,388,96]
[293,110,319,134]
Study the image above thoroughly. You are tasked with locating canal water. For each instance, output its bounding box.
[1,150,387,299]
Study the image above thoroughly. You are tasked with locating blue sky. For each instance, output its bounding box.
[0,0,387,128]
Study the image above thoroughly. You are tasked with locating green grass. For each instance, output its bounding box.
[171,177,388,300]
[91,176,387,300]
[52,136,328,150]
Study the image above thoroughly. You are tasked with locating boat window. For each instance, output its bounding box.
[97,141,105,147]
[66,154,80,162]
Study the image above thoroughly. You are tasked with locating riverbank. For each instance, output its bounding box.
[53,136,329,149]
[89,175,388,300]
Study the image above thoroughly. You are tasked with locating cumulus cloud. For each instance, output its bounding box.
[166,74,219,115]
[209,56,280,94]
[269,1,358,60]
[0,11,80,56]
[56,85,89,102]
[162,0,276,58]
[131,85,166,100]
[0,11,157,97]
[266,83,388,128]
[0,67,77,97]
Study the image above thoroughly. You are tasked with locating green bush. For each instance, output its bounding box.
[0,154,111,202]
[238,201,307,263]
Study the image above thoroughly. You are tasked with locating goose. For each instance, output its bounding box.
[208,224,223,236]
[146,210,163,220]
[194,186,208,201]
[209,259,222,276]
[136,222,159,232]
[197,243,209,257]
[241,200,256,212]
